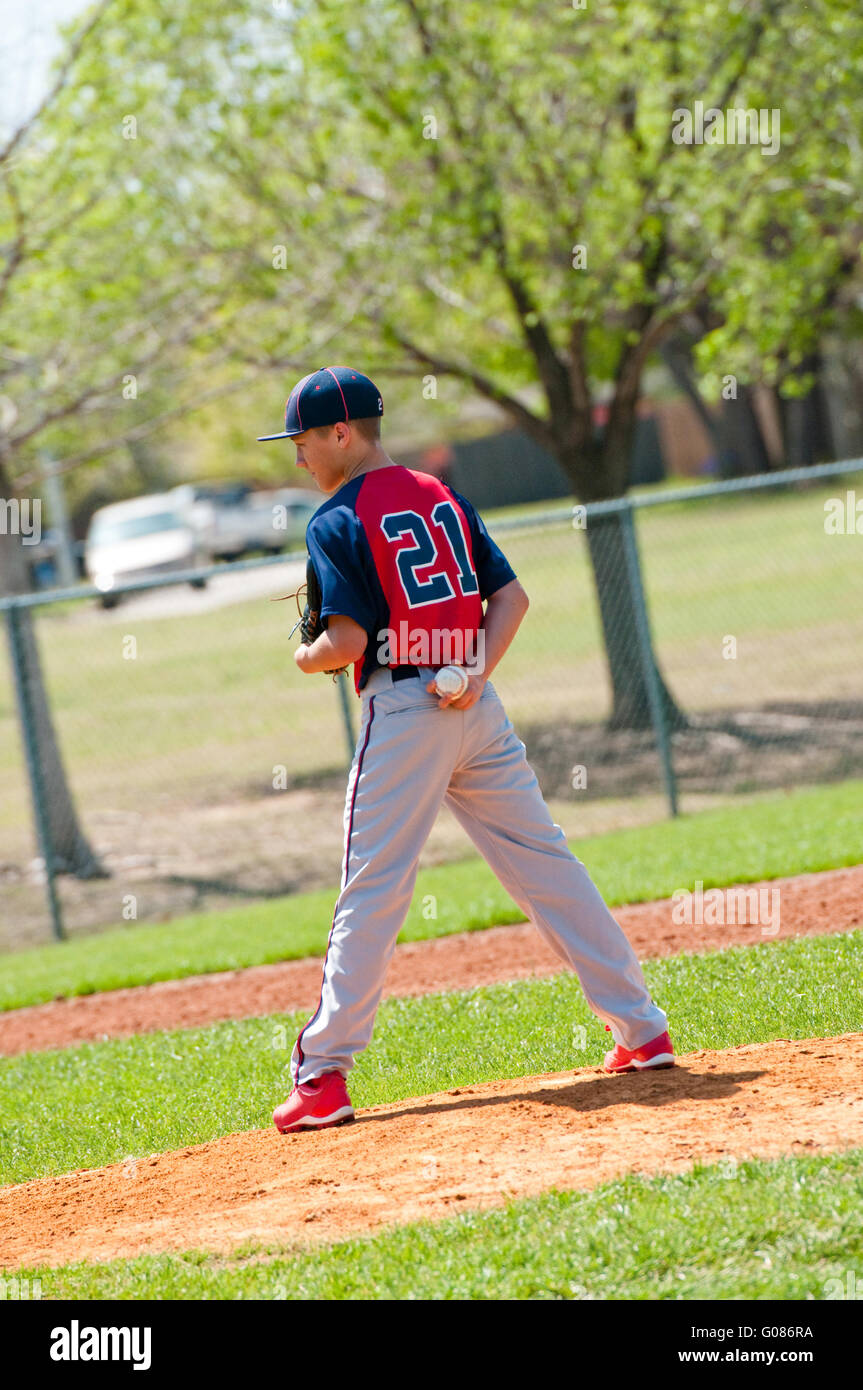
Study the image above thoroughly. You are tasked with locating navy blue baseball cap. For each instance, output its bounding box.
[257,365,383,441]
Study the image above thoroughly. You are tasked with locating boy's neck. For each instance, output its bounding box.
[343,446,398,486]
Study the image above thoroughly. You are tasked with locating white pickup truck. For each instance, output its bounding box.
[172,485,319,562]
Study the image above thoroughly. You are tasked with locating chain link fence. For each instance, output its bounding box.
[2,459,862,948]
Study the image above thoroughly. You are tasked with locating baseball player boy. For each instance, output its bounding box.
[258,365,674,1133]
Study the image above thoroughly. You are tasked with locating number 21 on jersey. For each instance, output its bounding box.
[380,502,479,608]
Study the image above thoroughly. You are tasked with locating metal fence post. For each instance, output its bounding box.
[4,604,66,940]
[618,503,680,818]
[335,671,357,769]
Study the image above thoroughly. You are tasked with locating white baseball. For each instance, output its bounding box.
[434,664,469,699]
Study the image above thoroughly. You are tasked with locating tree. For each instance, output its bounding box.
[205,0,863,727]
[1,0,117,877]
[0,0,281,876]
[5,0,863,754]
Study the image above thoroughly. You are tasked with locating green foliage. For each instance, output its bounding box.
[3,0,862,499]
[0,0,303,498]
[290,0,863,411]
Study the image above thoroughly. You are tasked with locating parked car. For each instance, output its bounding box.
[240,488,319,556]
[171,483,318,561]
[85,494,208,608]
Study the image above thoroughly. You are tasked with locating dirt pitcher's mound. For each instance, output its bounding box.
[2,1032,861,1270]
[2,864,862,1057]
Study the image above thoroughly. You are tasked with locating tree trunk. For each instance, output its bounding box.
[778,351,835,468]
[0,448,107,879]
[557,431,688,732]
[717,384,771,478]
[659,331,774,479]
[660,335,737,476]
[585,511,687,731]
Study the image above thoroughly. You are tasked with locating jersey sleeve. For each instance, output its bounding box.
[306,508,378,635]
[449,488,517,600]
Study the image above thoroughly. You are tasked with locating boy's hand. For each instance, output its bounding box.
[426,673,486,710]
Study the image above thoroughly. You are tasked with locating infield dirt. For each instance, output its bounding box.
[2,1033,861,1270]
[1,864,860,1056]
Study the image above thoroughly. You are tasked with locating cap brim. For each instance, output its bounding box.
[256,430,300,442]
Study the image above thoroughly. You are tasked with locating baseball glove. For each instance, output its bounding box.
[273,557,347,678]
[299,555,326,647]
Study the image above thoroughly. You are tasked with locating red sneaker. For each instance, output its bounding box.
[273,1071,355,1133]
[604,1027,675,1074]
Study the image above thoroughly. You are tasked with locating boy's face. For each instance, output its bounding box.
[291,426,348,494]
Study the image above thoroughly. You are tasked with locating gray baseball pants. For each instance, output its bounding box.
[291,665,667,1083]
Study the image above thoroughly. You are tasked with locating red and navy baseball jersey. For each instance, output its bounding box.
[305,466,516,692]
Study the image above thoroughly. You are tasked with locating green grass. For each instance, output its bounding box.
[1,778,860,1011]
[11,1147,863,1300]
[1,930,860,1186]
